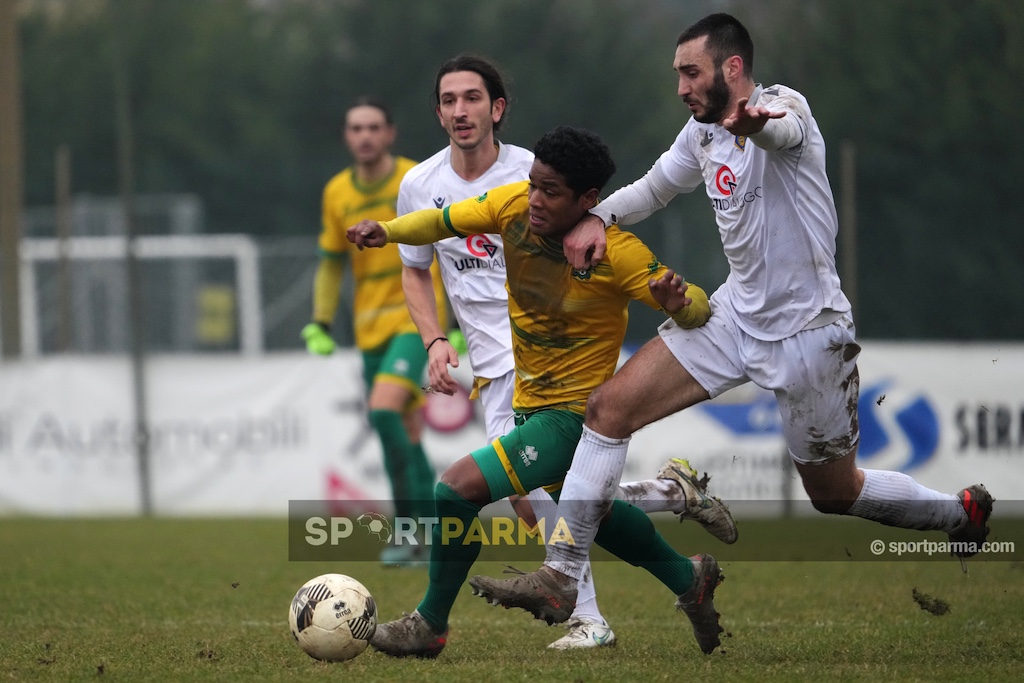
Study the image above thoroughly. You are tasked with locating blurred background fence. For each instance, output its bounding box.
[1,0,1022,516]
[18,193,330,354]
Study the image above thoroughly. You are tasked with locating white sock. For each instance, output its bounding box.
[525,488,607,624]
[617,479,680,513]
[569,560,606,625]
[846,469,965,531]
[545,426,630,580]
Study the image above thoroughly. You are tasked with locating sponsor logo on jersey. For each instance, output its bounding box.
[475,192,488,203]
[433,196,445,208]
[450,235,505,272]
[519,445,539,466]
[700,130,714,147]
[467,234,499,259]
[715,165,738,196]
[710,186,763,211]
[450,255,505,272]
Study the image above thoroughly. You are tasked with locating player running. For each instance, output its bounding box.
[348,125,730,658]
[302,97,448,566]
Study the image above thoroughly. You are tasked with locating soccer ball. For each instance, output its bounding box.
[289,573,377,662]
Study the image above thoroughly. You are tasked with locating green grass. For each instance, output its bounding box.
[1,517,1022,682]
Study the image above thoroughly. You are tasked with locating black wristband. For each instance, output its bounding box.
[426,336,448,351]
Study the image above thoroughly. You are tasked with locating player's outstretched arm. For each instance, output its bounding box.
[722,96,786,137]
[346,220,388,249]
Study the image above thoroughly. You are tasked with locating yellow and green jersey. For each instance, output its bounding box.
[317,156,446,351]
[380,180,709,414]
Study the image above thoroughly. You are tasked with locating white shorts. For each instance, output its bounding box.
[658,310,861,465]
[478,369,516,441]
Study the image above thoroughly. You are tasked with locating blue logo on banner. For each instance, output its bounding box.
[701,397,782,435]
[857,382,939,471]
[700,381,939,471]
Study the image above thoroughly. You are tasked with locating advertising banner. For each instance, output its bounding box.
[1,343,1021,515]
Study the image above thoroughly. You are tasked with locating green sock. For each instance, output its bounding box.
[595,499,695,595]
[409,443,436,520]
[416,482,482,631]
[368,409,414,519]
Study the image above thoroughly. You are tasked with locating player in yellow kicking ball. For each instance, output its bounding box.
[347,125,730,658]
[303,97,448,566]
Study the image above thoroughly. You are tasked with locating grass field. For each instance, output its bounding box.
[1,516,1022,682]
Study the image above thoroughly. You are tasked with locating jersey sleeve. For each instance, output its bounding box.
[608,228,711,327]
[318,177,350,257]
[442,181,527,237]
[748,85,808,151]
[396,174,437,268]
[606,228,667,310]
[399,242,435,269]
[590,129,703,227]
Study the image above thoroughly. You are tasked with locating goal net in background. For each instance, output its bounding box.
[14,193,351,356]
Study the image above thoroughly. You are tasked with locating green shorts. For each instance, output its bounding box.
[361,333,428,406]
[472,409,584,501]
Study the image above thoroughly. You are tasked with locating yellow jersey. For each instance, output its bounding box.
[381,180,709,413]
[318,156,446,351]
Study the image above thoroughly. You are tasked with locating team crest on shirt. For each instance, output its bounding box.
[734,135,747,151]
[647,259,661,273]
[571,267,593,281]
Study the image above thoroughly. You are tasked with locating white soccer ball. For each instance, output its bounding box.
[289,573,377,662]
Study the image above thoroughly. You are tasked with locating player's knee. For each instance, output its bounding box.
[438,456,491,506]
[584,383,631,436]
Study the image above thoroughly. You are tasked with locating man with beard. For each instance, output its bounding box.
[469,12,993,623]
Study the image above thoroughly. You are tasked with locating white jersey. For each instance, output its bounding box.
[592,84,850,342]
[398,141,534,378]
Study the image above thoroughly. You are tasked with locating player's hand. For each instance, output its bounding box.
[649,270,691,313]
[301,322,335,355]
[563,214,607,270]
[722,97,786,137]
[426,340,460,396]
[346,220,387,249]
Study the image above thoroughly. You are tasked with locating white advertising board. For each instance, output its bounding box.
[0,343,1021,515]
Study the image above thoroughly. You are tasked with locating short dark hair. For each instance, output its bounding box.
[533,126,616,197]
[677,13,754,75]
[345,95,393,126]
[432,53,510,132]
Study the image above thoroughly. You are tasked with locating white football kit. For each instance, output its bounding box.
[592,84,857,462]
[398,142,534,440]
